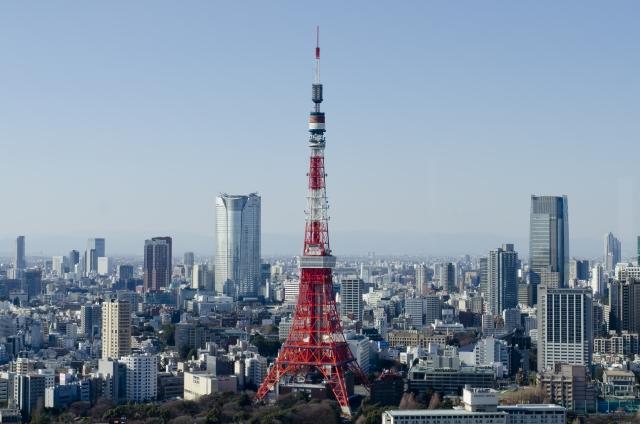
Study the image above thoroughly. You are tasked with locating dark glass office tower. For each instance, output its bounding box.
[529,195,569,302]
[143,237,173,292]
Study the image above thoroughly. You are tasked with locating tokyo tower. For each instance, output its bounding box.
[255,28,368,416]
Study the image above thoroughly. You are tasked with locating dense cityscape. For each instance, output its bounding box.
[1,4,639,424]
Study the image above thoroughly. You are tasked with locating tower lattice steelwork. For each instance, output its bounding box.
[255,29,368,416]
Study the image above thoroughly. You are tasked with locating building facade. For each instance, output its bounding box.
[485,244,518,316]
[340,277,364,322]
[143,236,173,292]
[101,299,132,360]
[215,193,261,298]
[529,195,569,295]
[537,286,592,372]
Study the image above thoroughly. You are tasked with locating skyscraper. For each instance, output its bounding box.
[67,250,80,273]
[23,269,42,300]
[183,251,195,281]
[609,279,640,334]
[537,286,592,372]
[529,195,569,296]
[440,262,456,292]
[191,263,211,291]
[340,277,364,322]
[121,353,158,402]
[143,237,172,292]
[81,304,102,340]
[215,193,261,298]
[604,232,622,273]
[15,235,26,272]
[569,259,590,282]
[84,238,105,276]
[102,299,132,360]
[485,244,519,316]
[415,264,429,295]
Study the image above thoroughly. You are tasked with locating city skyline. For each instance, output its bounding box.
[1,2,639,257]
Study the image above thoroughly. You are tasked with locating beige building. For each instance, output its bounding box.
[387,330,448,349]
[183,371,237,400]
[538,363,596,413]
[101,299,132,360]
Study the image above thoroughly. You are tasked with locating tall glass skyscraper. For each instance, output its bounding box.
[143,236,172,292]
[604,232,622,273]
[529,195,569,299]
[215,193,261,299]
[486,244,519,316]
[15,235,26,271]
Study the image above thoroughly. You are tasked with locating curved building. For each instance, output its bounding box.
[215,193,261,298]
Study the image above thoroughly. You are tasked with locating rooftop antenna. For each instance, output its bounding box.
[315,26,320,83]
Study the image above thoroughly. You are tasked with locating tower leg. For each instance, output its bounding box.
[318,365,351,416]
[256,363,289,400]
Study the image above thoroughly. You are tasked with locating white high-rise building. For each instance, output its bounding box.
[97,257,110,276]
[121,353,158,402]
[415,264,429,295]
[192,264,210,290]
[340,277,364,322]
[52,256,66,277]
[590,265,605,296]
[102,299,132,360]
[215,193,261,298]
[283,279,300,304]
[537,286,592,372]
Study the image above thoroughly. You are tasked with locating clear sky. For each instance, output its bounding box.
[0,1,638,257]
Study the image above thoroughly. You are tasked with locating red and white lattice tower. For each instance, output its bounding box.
[255,28,368,416]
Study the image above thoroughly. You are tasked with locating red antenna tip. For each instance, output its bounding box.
[315,26,320,59]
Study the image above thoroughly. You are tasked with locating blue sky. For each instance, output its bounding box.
[0,2,638,257]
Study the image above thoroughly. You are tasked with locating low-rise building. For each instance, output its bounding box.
[602,369,637,398]
[183,371,237,400]
[382,386,566,424]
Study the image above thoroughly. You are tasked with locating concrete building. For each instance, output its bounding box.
[537,286,592,371]
[101,299,132,360]
[97,256,110,276]
[183,371,237,400]
[405,298,425,329]
[415,264,430,296]
[215,193,261,298]
[340,277,364,322]
[602,369,636,398]
[383,386,566,424]
[121,353,158,402]
[80,304,102,340]
[473,336,509,371]
[192,263,211,291]
[609,278,640,334]
[569,259,590,282]
[14,374,45,420]
[485,244,518,316]
[538,363,596,413]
